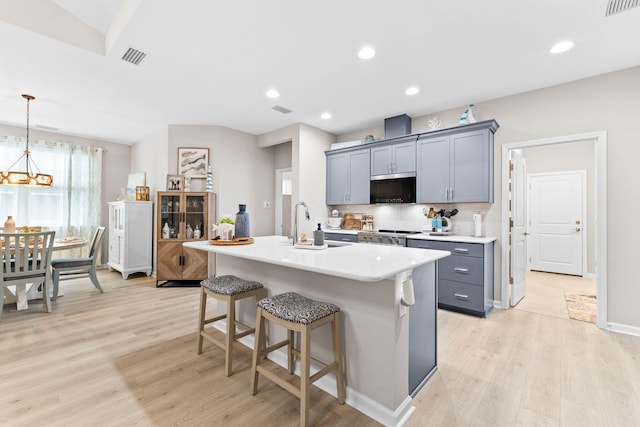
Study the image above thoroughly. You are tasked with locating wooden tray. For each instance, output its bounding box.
[208,237,254,246]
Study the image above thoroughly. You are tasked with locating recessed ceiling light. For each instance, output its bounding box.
[357,46,375,60]
[405,87,420,96]
[550,40,574,54]
[266,89,280,98]
[321,112,332,120]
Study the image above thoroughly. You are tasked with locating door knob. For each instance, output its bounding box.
[576,220,581,224]
[575,227,581,232]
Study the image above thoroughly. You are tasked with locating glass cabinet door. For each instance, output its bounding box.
[159,193,182,239]
[185,194,206,240]
[113,204,124,231]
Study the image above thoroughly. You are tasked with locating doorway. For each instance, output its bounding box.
[500,131,608,329]
[275,168,292,236]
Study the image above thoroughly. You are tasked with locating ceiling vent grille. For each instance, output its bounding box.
[272,105,292,114]
[605,0,639,16]
[122,47,147,65]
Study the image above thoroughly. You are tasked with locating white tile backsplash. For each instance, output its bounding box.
[331,203,494,237]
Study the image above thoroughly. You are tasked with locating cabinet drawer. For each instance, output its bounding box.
[438,255,484,286]
[438,279,484,312]
[408,239,483,258]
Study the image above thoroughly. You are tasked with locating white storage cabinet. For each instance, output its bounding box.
[108,201,153,279]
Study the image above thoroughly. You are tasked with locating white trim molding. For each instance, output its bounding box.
[501,131,608,330]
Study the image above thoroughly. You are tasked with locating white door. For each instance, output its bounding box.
[529,171,585,275]
[510,151,527,306]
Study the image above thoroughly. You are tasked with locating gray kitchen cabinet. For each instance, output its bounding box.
[326,147,370,205]
[370,136,417,176]
[407,238,494,317]
[324,232,358,243]
[416,120,498,203]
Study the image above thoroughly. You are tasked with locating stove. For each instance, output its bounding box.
[357,229,420,246]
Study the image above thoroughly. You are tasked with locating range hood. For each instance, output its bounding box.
[384,114,412,139]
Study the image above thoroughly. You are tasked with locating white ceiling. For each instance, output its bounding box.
[0,0,639,145]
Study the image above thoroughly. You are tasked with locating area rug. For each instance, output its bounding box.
[564,292,596,323]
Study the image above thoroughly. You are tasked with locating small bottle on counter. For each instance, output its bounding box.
[313,223,324,246]
[436,216,443,232]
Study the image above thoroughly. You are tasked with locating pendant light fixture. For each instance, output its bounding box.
[0,94,53,186]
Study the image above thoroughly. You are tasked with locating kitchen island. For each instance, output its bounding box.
[184,236,449,426]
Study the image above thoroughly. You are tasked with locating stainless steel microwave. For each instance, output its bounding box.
[370,173,416,204]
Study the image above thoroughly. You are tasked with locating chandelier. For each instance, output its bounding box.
[0,94,53,186]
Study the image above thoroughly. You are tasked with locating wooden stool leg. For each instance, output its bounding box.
[300,324,311,427]
[255,292,266,359]
[250,307,265,395]
[332,313,346,404]
[288,329,295,374]
[225,295,235,377]
[197,287,207,354]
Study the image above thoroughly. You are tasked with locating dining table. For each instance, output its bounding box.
[2,236,89,311]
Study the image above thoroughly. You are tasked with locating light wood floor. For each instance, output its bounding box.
[513,271,596,320]
[2,270,639,426]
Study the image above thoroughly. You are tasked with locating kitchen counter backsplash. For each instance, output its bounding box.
[330,203,495,237]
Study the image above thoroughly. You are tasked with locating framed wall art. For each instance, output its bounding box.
[178,147,209,178]
[166,174,184,191]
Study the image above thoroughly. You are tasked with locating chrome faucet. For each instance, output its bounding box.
[293,201,310,245]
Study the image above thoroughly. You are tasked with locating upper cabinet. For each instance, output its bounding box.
[326,147,370,205]
[325,119,499,205]
[417,120,498,203]
[370,136,417,177]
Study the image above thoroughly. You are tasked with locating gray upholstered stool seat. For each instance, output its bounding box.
[201,274,263,295]
[257,291,339,325]
[197,275,264,377]
[251,292,346,427]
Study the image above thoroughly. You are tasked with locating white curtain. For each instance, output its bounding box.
[0,135,103,257]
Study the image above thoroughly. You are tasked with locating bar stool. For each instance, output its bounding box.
[197,275,264,377]
[250,291,346,427]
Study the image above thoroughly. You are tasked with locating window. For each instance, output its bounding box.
[0,136,103,254]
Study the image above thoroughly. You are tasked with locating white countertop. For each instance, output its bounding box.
[324,228,496,244]
[184,235,449,282]
[324,228,359,235]
[407,233,496,244]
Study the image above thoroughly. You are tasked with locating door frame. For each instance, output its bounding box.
[500,131,607,330]
[275,167,292,236]
[527,170,587,277]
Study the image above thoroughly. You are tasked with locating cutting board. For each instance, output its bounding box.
[208,237,254,246]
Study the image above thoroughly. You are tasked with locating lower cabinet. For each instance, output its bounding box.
[156,241,208,285]
[407,239,494,317]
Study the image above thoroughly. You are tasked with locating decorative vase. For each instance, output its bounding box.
[4,215,16,233]
[234,204,250,238]
[206,164,213,192]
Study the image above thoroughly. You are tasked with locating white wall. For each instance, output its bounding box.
[167,125,276,237]
[337,66,640,329]
[132,126,169,200]
[298,124,335,235]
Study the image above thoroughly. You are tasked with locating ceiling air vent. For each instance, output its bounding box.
[122,47,147,65]
[605,0,639,16]
[272,105,292,114]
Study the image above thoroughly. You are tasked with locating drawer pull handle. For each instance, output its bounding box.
[454,268,469,273]
[454,293,469,300]
[454,248,469,253]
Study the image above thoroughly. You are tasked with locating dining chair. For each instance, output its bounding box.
[51,226,106,300]
[1,230,56,320]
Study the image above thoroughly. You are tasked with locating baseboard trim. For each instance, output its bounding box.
[214,321,414,426]
[607,322,640,337]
